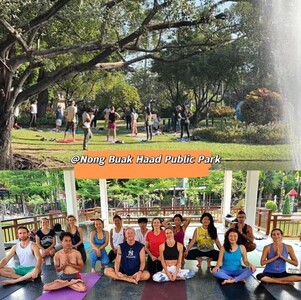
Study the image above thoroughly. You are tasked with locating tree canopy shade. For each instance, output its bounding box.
[0,0,254,169]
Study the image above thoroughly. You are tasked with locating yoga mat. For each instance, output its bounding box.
[0,277,25,300]
[141,280,187,300]
[57,139,82,144]
[37,273,101,300]
[216,275,276,300]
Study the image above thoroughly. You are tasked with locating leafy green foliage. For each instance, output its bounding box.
[241,88,284,125]
[264,200,278,212]
[210,106,235,118]
[282,196,291,214]
[244,123,287,144]
[95,73,141,113]
[192,122,287,144]
[192,125,244,143]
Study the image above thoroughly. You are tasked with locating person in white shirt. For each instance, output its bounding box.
[108,215,125,263]
[0,226,42,285]
[135,217,150,245]
[28,100,38,128]
[82,107,94,150]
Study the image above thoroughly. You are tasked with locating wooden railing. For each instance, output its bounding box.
[78,206,244,224]
[1,212,67,244]
[255,208,301,239]
[255,208,273,235]
[2,207,300,246]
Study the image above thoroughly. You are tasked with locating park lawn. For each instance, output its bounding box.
[11,121,292,170]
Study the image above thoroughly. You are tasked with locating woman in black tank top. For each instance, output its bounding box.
[106,106,120,142]
[152,227,195,282]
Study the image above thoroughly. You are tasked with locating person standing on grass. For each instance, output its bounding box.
[184,212,221,267]
[104,227,150,284]
[256,228,301,285]
[0,226,42,286]
[89,218,109,273]
[125,107,132,130]
[55,105,63,132]
[178,104,190,140]
[35,217,56,263]
[106,106,120,142]
[230,210,256,252]
[63,100,77,142]
[66,215,86,263]
[108,215,125,263]
[43,232,87,292]
[82,106,94,150]
[144,106,153,141]
[212,228,256,285]
[28,100,38,129]
[131,107,139,136]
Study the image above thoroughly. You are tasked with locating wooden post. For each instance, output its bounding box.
[266,209,272,235]
[258,210,262,230]
[272,213,278,233]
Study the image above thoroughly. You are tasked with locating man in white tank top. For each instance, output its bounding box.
[108,215,125,263]
[0,226,42,286]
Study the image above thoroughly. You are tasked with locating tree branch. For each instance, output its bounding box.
[0,0,71,54]
[0,18,29,52]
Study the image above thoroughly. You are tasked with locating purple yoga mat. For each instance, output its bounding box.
[37,273,102,300]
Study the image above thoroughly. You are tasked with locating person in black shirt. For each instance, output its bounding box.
[153,227,195,282]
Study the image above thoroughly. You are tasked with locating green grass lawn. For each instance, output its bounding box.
[11,120,292,170]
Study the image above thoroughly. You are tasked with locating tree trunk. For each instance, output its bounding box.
[37,89,49,117]
[0,109,14,170]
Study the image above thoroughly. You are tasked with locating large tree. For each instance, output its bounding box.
[0,0,253,169]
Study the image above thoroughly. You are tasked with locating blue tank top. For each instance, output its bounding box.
[120,241,144,276]
[93,231,106,246]
[264,243,287,273]
[222,246,242,271]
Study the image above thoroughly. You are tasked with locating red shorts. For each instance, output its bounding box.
[108,122,116,129]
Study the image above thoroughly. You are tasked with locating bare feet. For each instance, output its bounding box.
[128,278,138,284]
[91,268,96,273]
[1,279,16,286]
[222,278,235,285]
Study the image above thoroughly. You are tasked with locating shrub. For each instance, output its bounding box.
[192,123,287,145]
[244,123,287,144]
[192,125,244,143]
[265,200,278,212]
[210,106,235,118]
[237,199,245,207]
[241,88,284,125]
[282,196,291,214]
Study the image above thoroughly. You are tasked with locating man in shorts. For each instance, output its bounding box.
[43,232,86,292]
[0,226,42,285]
[63,100,77,142]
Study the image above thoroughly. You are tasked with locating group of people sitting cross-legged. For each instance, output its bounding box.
[0,211,301,294]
